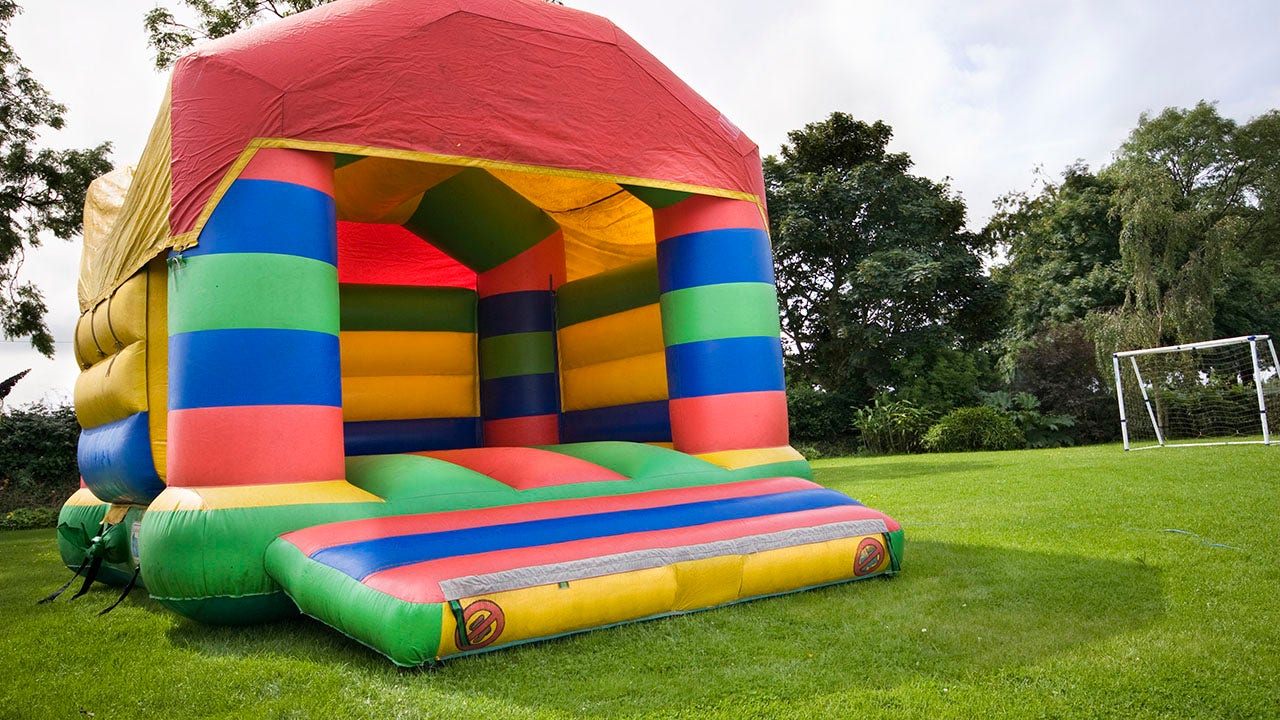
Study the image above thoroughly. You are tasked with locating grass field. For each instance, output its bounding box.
[1,444,1277,719]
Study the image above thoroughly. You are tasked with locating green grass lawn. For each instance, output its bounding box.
[2,444,1277,719]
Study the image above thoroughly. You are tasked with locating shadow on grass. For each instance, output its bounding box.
[816,458,998,484]
[164,538,1163,716]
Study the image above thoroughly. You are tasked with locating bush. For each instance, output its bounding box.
[923,406,1026,453]
[0,402,81,514]
[787,384,855,444]
[0,507,59,530]
[980,390,1075,448]
[851,397,935,455]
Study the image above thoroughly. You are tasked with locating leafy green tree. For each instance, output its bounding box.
[987,162,1125,346]
[1095,102,1280,350]
[144,0,331,69]
[0,401,80,512]
[0,1,113,357]
[767,112,1001,409]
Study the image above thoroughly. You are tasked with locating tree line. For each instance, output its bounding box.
[773,106,1280,453]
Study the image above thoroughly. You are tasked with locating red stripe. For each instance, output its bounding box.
[167,405,345,486]
[238,148,334,196]
[281,476,817,555]
[669,391,789,454]
[415,447,626,490]
[476,230,565,296]
[653,195,765,242]
[483,415,559,447]
[363,504,882,603]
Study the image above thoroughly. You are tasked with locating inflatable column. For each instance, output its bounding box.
[400,168,565,447]
[143,149,378,623]
[653,195,789,455]
[165,149,345,488]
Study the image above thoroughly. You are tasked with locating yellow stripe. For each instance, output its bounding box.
[63,487,109,508]
[560,352,667,411]
[146,481,382,511]
[695,446,806,471]
[342,375,478,421]
[340,331,476,377]
[436,535,882,659]
[146,258,169,482]
[557,304,664,370]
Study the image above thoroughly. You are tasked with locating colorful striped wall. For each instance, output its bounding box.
[556,258,671,443]
[339,284,481,455]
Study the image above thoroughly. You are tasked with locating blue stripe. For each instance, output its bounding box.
[311,488,860,579]
[182,179,337,264]
[78,412,165,505]
[344,417,482,456]
[657,228,774,292]
[561,400,672,443]
[666,336,785,399]
[169,329,342,409]
[479,373,559,419]
[478,291,555,337]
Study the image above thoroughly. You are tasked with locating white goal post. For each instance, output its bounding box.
[1112,334,1280,451]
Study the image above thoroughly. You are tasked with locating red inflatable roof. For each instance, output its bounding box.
[169,0,765,236]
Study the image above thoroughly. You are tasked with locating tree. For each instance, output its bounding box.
[986,162,1125,347]
[144,0,565,69]
[0,1,113,357]
[767,112,1001,410]
[144,0,331,69]
[1095,102,1280,350]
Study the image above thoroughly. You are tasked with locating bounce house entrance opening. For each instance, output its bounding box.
[329,155,679,455]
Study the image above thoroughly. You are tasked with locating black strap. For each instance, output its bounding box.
[37,556,91,604]
[70,557,104,600]
[98,566,141,616]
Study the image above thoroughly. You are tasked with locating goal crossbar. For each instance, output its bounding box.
[1114,334,1270,358]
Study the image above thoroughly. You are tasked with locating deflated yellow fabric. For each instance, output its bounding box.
[339,331,475,377]
[560,352,668,412]
[78,84,173,311]
[146,258,168,481]
[334,157,462,224]
[557,304,663,369]
[341,376,478,422]
[487,169,656,281]
[74,341,148,430]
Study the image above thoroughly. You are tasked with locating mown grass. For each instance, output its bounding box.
[2,444,1277,719]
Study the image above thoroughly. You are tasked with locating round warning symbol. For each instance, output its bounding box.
[456,599,506,650]
[853,536,886,576]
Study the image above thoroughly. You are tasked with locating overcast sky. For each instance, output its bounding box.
[4,0,1280,407]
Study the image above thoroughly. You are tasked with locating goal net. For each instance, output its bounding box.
[1112,335,1280,450]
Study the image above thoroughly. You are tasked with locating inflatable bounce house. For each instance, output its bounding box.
[58,0,902,665]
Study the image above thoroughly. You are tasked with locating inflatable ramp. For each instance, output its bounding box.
[56,0,904,665]
[266,447,899,664]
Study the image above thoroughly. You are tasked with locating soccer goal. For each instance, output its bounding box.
[1112,335,1280,450]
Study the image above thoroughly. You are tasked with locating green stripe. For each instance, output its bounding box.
[480,332,557,379]
[659,282,781,345]
[622,184,693,209]
[403,168,559,272]
[340,284,476,332]
[556,258,660,328]
[169,253,339,335]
